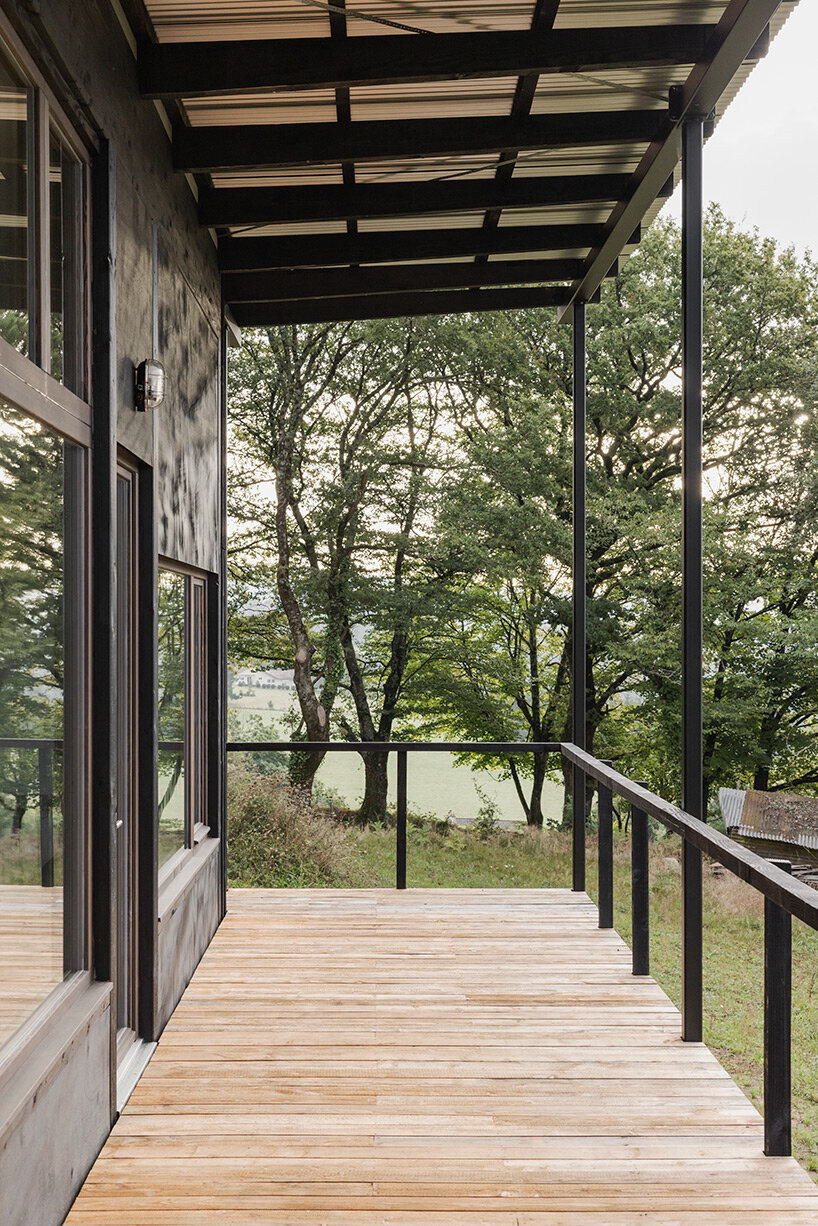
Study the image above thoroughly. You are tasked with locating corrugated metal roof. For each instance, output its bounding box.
[721,788,818,853]
[136,0,801,321]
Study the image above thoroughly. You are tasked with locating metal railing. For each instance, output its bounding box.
[227,735,818,1159]
[0,737,61,888]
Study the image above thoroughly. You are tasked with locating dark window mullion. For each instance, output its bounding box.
[35,90,50,372]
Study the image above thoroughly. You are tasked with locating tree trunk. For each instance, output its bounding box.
[358,751,389,824]
[753,762,770,791]
[11,793,27,833]
[526,752,548,828]
[560,756,573,830]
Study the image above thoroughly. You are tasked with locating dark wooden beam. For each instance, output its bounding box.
[223,258,594,302]
[219,222,620,270]
[558,0,780,320]
[176,111,663,172]
[140,25,717,98]
[229,285,571,326]
[201,174,636,228]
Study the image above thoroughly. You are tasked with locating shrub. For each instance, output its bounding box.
[227,767,350,887]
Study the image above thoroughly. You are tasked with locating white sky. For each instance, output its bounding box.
[661,1,818,256]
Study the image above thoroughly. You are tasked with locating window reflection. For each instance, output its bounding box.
[0,398,85,1048]
[0,48,30,356]
[158,570,186,867]
[49,128,84,393]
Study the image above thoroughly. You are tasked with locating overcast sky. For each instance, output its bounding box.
[661,1,817,256]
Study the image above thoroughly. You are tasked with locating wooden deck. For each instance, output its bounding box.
[66,888,818,1224]
[0,884,63,1046]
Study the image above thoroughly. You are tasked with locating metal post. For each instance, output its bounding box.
[681,115,704,1042]
[597,760,613,929]
[572,299,586,892]
[38,743,54,889]
[631,785,649,975]
[396,749,407,890]
[764,860,792,1156]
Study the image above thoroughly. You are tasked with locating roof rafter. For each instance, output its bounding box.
[230,285,573,327]
[223,258,596,303]
[139,25,719,98]
[176,111,664,173]
[217,222,637,270]
[200,173,640,227]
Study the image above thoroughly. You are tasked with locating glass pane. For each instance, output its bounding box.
[190,580,206,829]
[158,570,186,867]
[0,397,85,1048]
[49,128,84,393]
[0,48,31,356]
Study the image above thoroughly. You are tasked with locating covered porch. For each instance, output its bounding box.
[65,885,818,1224]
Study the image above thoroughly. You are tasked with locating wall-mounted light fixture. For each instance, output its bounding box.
[134,357,166,412]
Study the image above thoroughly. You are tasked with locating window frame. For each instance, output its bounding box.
[0,18,91,409]
[157,561,210,883]
[0,19,92,1066]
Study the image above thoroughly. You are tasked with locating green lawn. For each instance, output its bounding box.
[228,694,563,825]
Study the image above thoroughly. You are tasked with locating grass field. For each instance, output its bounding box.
[228,689,563,825]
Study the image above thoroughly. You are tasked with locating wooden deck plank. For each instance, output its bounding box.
[65,888,818,1223]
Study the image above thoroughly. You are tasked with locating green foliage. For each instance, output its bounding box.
[471,784,501,839]
[227,766,350,887]
[228,207,818,821]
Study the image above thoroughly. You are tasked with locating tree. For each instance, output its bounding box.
[229,318,449,818]
[228,209,818,826]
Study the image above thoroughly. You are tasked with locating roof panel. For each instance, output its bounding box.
[552,1,722,29]
[138,0,802,320]
[148,0,330,41]
[185,90,337,126]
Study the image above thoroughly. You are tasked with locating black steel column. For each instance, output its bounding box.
[681,116,704,1042]
[572,300,586,893]
[764,860,792,1156]
[631,787,650,977]
[597,760,613,929]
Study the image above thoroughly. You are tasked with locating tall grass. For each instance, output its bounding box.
[227,767,351,887]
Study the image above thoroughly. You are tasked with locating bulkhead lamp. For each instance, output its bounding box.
[134,358,166,411]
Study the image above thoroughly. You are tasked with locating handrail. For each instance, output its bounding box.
[561,742,818,931]
[226,739,560,889]
[227,734,814,1156]
[226,740,561,754]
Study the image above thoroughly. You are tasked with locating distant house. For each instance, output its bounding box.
[719,788,818,868]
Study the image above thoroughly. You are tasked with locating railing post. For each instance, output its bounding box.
[396,749,407,890]
[38,743,55,889]
[572,299,587,894]
[764,859,792,1156]
[681,112,705,1043]
[597,760,613,929]
[631,784,649,975]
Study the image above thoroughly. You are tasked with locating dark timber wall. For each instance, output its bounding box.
[0,3,224,1224]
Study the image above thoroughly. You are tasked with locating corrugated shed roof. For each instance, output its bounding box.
[720,787,818,853]
[134,0,801,322]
